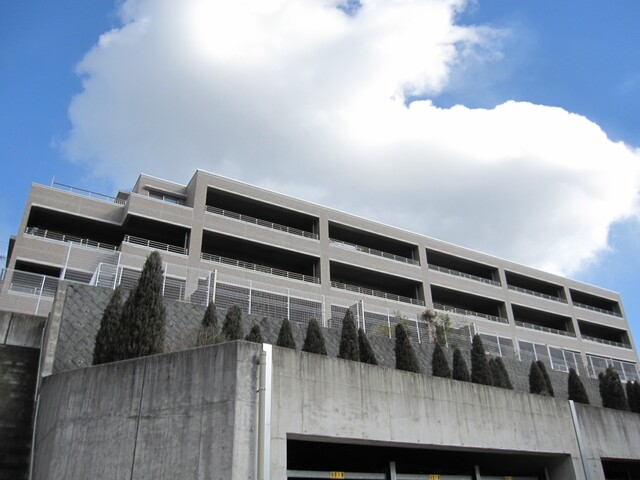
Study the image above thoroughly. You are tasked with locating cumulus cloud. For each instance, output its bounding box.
[63,0,640,275]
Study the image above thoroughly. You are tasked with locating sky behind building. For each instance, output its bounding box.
[2,0,640,346]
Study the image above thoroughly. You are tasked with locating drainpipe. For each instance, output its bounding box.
[569,400,591,480]
[257,344,272,480]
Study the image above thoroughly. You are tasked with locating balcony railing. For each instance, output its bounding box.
[51,181,126,205]
[330,239,420,266]
[123,235,188,256]
[25,227,118,251]
[428,264,500,286]
[572,301,622,318]
[582,335,630,349]
[201,252,320,284]
[330,281,425,306]
[507,285,567,303]
[515,320,576,338]
[433,302,508,324]
[205,205,319,240]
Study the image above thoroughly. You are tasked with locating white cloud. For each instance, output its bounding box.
[64,0,640,275]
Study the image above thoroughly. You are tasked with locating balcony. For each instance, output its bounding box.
[572,301,622,318]
[429,264,500,286]
[24,227,118,251]
[515,320,576,338]
[201,252,320,284]
[123,235,188,256]
[507,285,567,303]
[331,280,424,306]
[582,335,631,349]
[433,302,508,324]
[205,205,318,240]
[52,181,126,205]
[330,238,419,265]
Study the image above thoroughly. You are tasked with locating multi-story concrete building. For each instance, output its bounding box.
[2,169,639,382]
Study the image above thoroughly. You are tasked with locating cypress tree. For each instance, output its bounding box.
[245,324,264,343]
[93,286,125,365]
[471,334,492,386]
[452,348,470,382]
[568,368,590,405]
[536,360,555,397]
[529,361,549,395]
[431,342,451,378]
[435,324,446,346]
[358,328,378,365]
[221,305,244,341]
[395,324,421,373]
[121,251,166,359]
[626,381,640,414]
[338,310,359,361]
[276,318,297,350]
[302,319,327,355]
[196,302,219,346]
[491,357,513,390]
[599,367,629,411]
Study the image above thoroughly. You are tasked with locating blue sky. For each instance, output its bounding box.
[1,0,640,349]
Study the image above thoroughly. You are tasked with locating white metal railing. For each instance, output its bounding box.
[25,227,118,251]
[205,205,319,240]
[51,181,126,205]
[330,280,425,306]
[515,320,576,337]
[123,235,188,255]
[433,302,508,324]
[572,301,622,317]
[201,252,320,284]
[330,238,420,266]
[428,264,500,286]
[507,284,567,303]
[582,335,630,349]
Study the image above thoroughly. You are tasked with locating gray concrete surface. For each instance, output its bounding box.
[32,342,259,480]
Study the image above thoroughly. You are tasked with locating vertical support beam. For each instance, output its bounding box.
[248,281,252,314]
[287,289,290,320]
[61,242,72,281]
[35,275,46,316]
[475,464,482,480]
[211,270,217,304]
[257,344,272,480]
[389,461,397,480]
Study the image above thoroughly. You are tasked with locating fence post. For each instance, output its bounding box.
[248,281,252,314]
[35,275,46,316]
[211,270,217,304]
[415,314,421,344]
[287,289,290,320]
[386,308,392,338]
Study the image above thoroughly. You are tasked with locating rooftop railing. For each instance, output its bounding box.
[515,320,576,338]
[205,205,319,240]
[582,335,630,349]
[428,264,500,286]
[51,181,126,205]
[433,302,508,324]
[201,252,320,284]
[25,227,118,251]
[507,285,567,303]
[330,280,425,306]
[123,235,188,256]
[330,239,420,266]
[572,301,622,318]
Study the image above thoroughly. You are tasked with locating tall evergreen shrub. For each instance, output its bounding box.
[490,357,513,390]
[599,367,629,411]
[536,360,555,397]
[529,361,549,395]
[567,368,590,404]
[276,318,297,350]
[196,302,219,346]
[338,310,359,361]
[395,324,421,373]
[221,305,244,341]
[358,328,378,365]
[121,251,166,359]
[245,324,264,343]
[626,381,640,413]
[470,334,492,386]
[431,342,451,378]
[93,286,125,365]
[302,319,327,355]
[452,348,470,382]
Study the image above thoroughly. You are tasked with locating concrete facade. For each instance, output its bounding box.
[3,170,639,385]
[31,342,640,479]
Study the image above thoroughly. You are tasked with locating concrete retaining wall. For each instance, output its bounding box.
[33,342,260,480]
